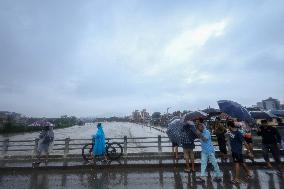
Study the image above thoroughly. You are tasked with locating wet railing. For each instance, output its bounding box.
[0,135,215,158]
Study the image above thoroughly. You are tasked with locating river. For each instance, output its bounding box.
[0,122,167,141]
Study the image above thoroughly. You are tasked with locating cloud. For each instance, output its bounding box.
[0,0,283,117]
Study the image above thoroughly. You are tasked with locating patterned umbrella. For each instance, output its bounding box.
[166,118,183,145]
[29,120,54,127]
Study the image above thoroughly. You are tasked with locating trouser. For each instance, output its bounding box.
[201,152,222,177]
[217,135,227,154]
[262,144,281,163]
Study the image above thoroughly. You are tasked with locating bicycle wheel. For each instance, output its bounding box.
[106,142,123,160]
[82,143,93,162]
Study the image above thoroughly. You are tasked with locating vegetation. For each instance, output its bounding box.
[0,115,83,134]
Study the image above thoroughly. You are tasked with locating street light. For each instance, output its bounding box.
[166,107,171,114]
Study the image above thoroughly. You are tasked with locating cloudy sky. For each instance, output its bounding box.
[0,0,283,117]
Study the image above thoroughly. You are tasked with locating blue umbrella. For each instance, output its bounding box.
[217,100,253,123]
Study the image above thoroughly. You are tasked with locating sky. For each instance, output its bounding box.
[0,0,284,117]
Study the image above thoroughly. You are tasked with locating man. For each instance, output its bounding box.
[228,120,252,184]
[276,118,284,149]
[180,115,206,172]
[257,119,282,173]
[214,117,228,159]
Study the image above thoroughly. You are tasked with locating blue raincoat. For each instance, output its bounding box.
[92,123,106,156]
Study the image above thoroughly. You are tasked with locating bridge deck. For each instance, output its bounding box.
[0,164,283,189]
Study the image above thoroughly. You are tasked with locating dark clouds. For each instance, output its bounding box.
[0,0,283,117]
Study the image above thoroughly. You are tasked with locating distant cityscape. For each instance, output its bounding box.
[1,97,283,133]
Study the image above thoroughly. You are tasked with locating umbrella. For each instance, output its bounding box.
[166,118,183,144]
[182,111,208,122]
[268,110,284,118]
[203,108,221,116]
[217,100,253,123]
[29,120,54,127]
[250,111,273,120]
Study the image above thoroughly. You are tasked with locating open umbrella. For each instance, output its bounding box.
[29,120,54,127]
[166,118,183,145]
[182,111,208,122]
[217,100,253,124]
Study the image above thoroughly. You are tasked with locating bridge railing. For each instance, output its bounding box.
[0,135,265,159]
[0,136,209,158]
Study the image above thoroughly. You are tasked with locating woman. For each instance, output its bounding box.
[92,123,108,160]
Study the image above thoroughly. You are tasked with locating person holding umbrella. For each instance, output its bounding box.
[36,125,54,164]
[180,113,207,172]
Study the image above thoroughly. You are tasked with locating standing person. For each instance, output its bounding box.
[276,118,284,149]
[196,122,222,182]
[36,126,54,164]
[92,123,108,161]
[166,118,182,159]
[214,117,228,159]
[242,122,254,161]
[227,121,252,184]
[257,120,282,173]
[180,116,206,173]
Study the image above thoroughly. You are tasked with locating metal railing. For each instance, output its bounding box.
[0,135,207,158]
[0,134,268,160]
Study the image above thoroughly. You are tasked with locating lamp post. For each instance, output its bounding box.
[166,107,171,114]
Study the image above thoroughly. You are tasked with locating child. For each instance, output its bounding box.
[196,119,222,182]
[227,120,252,184]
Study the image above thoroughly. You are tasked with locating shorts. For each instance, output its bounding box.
[183,148,194,160]
[172,142,178,147]
[244,137,253,144]
[182,142,195,149]
[232,152,244,163]
[182,143,195,159]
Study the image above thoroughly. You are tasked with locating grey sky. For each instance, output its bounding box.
[0,0,283,117]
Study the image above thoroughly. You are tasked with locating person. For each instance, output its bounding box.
[166,118,182,159]
[180,115,206,173]
[227,120,252,184]
[214,117,228,159]
[242,122,254,161]
[37,126,54,164]
[196,120,222,182]
[257,119,282,173]
[276,118,284,149]
[92,123,108,161]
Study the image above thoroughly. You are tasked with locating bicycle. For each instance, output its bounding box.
[82,138,123,162]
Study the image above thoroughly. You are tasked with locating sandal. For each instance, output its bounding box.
[245,174,253,180]
[196,176,206,182]
[231,179,240,185]
[184,168,191,173]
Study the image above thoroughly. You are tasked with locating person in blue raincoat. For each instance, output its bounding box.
[92,123,107,160]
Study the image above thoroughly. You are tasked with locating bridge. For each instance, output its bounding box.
[1,136,284,189]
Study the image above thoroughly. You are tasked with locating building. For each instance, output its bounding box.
[256,102,264,109]
[262,97,280,110]
[256,97,281,110]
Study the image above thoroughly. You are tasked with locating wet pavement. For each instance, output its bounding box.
[1,164,284,189]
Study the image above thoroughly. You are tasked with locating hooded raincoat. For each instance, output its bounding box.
[93,123,106,156]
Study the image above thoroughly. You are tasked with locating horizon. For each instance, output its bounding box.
[1,1,284,117]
